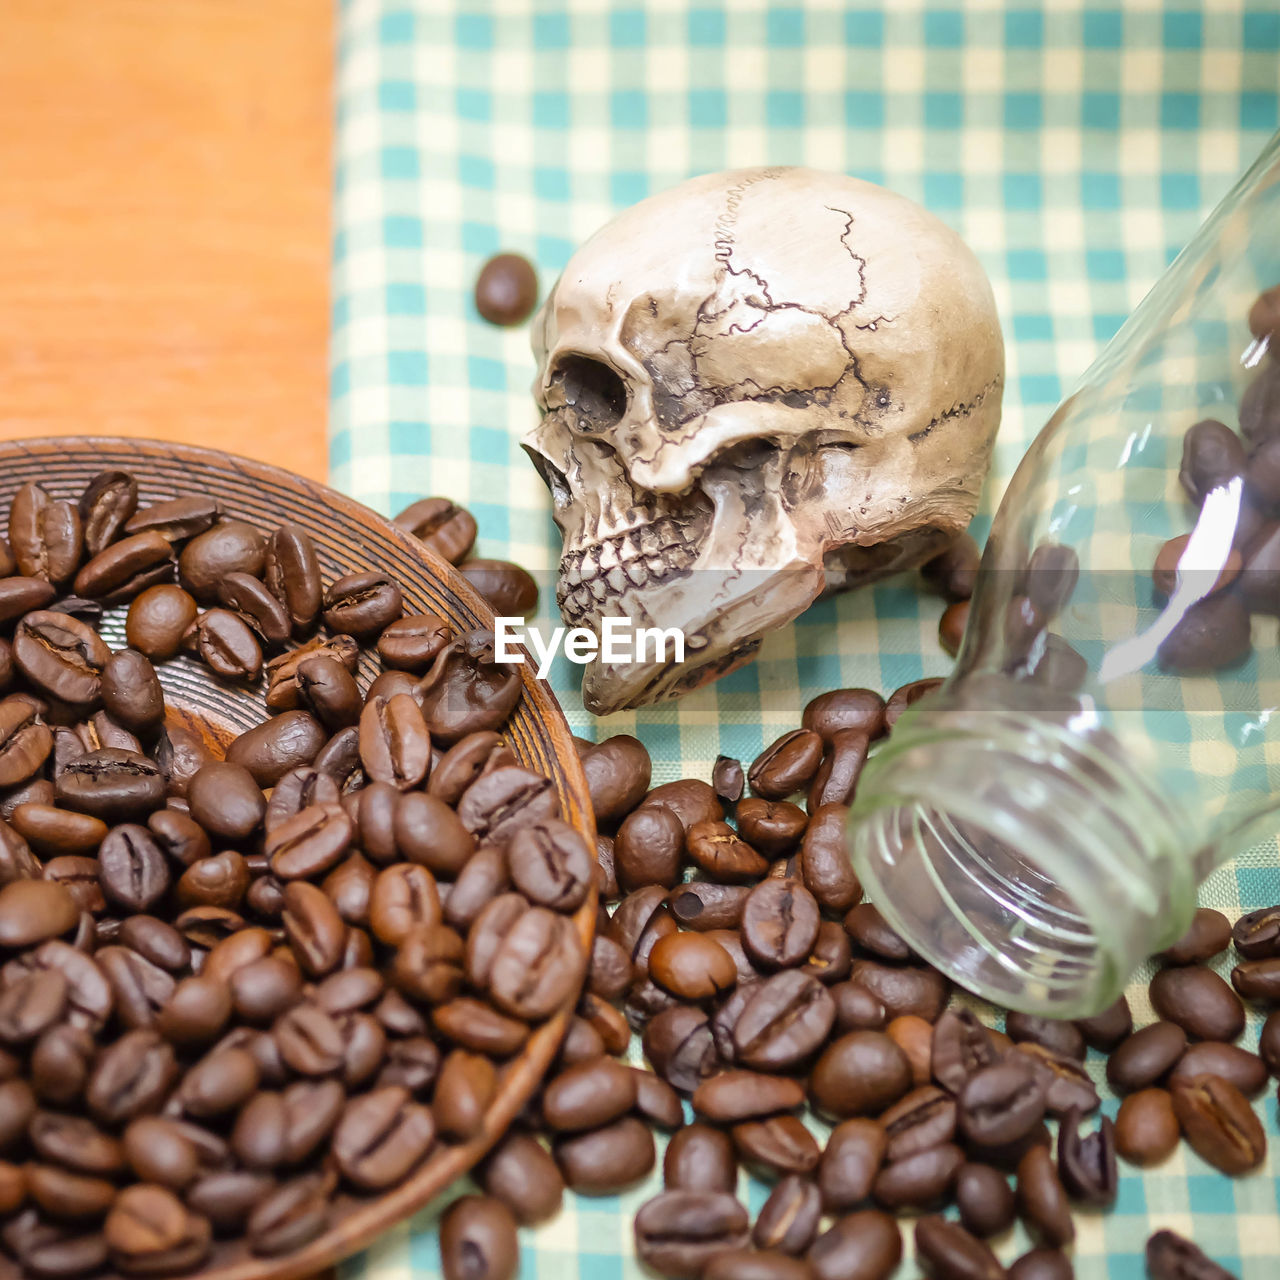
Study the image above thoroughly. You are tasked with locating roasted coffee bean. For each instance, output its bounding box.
[151,728,212,800]
[439,1194,519,1280]
[542,1056,637,1133]
[804,918,853,982]
[0,878,79,947]
[880,1085,956,1162]
[155,974,231,1046]
[190,608,262,681]
[427,731,512,808]
[735,798,806,856]
[417,630,523,746]
[1114,1087,1180,1166]
[289,656,361,732]
[500,818,588,915]
[669,881,749,932]
[854,960,949,1023]
[832,980,888,1033]
[74,530,173,603]
[615,804,685,891]
[693,1070,804,1123]
[98,825,170,912]
[630,1069,682,1131]
[355,693,431,792]
[374,613,451,673]
[265,635,360,712]
[0,968,68,1044]
[459,559,539,616]
[125,586,199,661]
[1168,1041,1268,1097]
[884,678,943,731]
[1150,966,1245,1042]
[434,994,530,1057]
[473,252,539,327]
[282,881,347,977]
[733,1114,820,1178]
[176,520,265,601]
[77,472,138,556]
[124,496,219,543]
[215,572,292,648]
[246,1173,329,1256]
[1180,419,1247,505]
[634,1190,750,1279]
[807,1209,901,1280]
[730,970,835,1071]
[117,917,189,972]
[1232,904,1280,959]
[871,1142,963,1211]
[14,611,109,706]
[98,651,165,737]
[1012,1044,1098,1118]
[1146,1229,1237,1280]
[817,1117,885,1212]
[807,729,869,810]
[704,1249,811,1280]
[476,1131,564,1226]
[393,497,478,564]
[810,1031,912,1119]
[686,819,769,885]
[1157,590,1252,672]
[914,1215,1004,1280]
[1106,1021,1188,1092]
[1170,1073,1266,1173]
[843,902,909,961]
[1007,1249,1074,1280]
[481,906,582,1020]
[42,856,106,916]
[186,761,264,841]
[883,1015,931,1086]
[121,1117,198,1190]
[646,931,734,1001]
[664,1121,737,1193]
[224,709,326,788]
[10,484,82,586]
[264,803,352,881]
[11,803,102,859]
[555,1115,655,1193]
[1015,1144,1073,1248]
[1155,908,1232,966]
[264,766,341,836]
[712,755,745,804]
[740,878,820,970]
[330,1085,436,1190]
[87,1030,178,1126]
[179,1047,261,1119]
[1231,956,1280,1000]
[1004,1013,1084,1060]
[954,1161,1016,1238]
[30,1024,95,1107]
[260,523,322,636]
[639,779,724,832]
[748,730,824,800]
[1073,994,1132,1052]
[392,923,464,1005]
[753,1175,822,1254]
[792,803,860,912]
[0,698,51,789]
[320,570,403,639]
[1056,1107,1117,1207]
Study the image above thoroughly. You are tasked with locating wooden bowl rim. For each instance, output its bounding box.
[0,436,597,1280]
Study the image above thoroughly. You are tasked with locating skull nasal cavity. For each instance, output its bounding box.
[552,355,628,434]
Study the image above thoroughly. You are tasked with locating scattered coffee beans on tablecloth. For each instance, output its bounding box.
[0,474,586,1279]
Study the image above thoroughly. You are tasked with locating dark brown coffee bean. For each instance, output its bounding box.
[483,906,582,1020]
[330,1084,435,1190]
[262,803,352,881]
[0,698,51,789]
[753,1175,821,1255]
[1171,1073,1266,1173]
[86,1030,177,1126]
[42,856,106,917]
[1157,590,1252,672]
[794,803,861,912]
[663,1122,737,1195]
[318,569,401,639]
[712,755,745,804]
[260,523,322,636]
[13,611,107,707]
[807,1209,901,1280]
[808,729,870,810]
[1168,1041,1268,1097]
[1233,903,1280,960]
[216,572,292,648]
[802,688,888,744]
[884,677,943,731]
[843,902,909,961]
[122,585,197,662]
[613,804,684,892]
[1056,1107,1116,1208]
[1015,1145,1073,1248]
[1180,419,1246,506]
[816,1117,884,1213]
[353,693,428,792]
[1150,965,1245,1042]
[954,1161,1016,1238]
[0,878,79,947]
[729,970,835,1071]
[282,881,346,977]
[832,980,887,1033]
[476,1132,563,1226]
[10,484,82,585]
[178,1046,261,1119]
[417,630,523,746]
[852,959,949,1023]
[1073,994,1132,1051]
[740,878,820,970]
[190,608,262,681]
[879,1084,956,1163]
[438,1194,519,1280]
[185,761,264,841]
[633,1189,750,1278]
[78,472,137,556]
[1005,1012,1084,1061]
[30,1024,95,1107]
[542,1055,637,1133]
[1231,956,1280,1000]
[685,819,769,885]
[459,559,539,616]
[433,995,530,1057]
[733,1114,820,1178]
[1114,1087,1180,1166]
[1012,1044,1099,1118]
[155,974,231,1047]
[123,496,219,543]
[1107,1021,1188,1092]
[704,1249,811,1280]
[914,1215,1004,1280]
[0,968,68,1044]
[1146,1229,1237,1280]
[810,1030,911,1119]
[691,1069,804,1124]
[369,614,449,676]
[734,798,806,857]
[245,1172,328,1256]
[748,730,823,801]
[392,497,478,564]
[871,1142,963,1211]
[264,635,359,712]
[639,779,724,832]
[98,825,169,912]
[1008,1248,1076,1280]
[10,804,102,858]
[642,1003,717,1094]
[225,709,326,788]
[175,519,265,601]
[668,881,748,933]
[554,1115,654,1193]
[474,253,539,326]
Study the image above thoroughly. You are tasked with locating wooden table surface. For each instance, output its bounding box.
[0,0,332,481]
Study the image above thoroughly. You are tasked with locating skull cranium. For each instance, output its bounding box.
[524,167,1003,714]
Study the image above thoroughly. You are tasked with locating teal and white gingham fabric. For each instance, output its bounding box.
[332,3,1280,1276]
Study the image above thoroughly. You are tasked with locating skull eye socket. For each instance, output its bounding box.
[549,355,628,435]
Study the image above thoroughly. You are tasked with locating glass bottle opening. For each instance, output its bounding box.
[847,696,1200,1018]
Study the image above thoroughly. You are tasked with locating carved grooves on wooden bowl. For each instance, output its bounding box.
[0,439,596,1280]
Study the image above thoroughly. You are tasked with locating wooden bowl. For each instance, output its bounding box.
[0,438,597,1280]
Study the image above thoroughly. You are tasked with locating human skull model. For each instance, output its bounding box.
[524,167,1003,714]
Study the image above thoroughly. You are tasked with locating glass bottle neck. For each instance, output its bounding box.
[847,688,1202,1017]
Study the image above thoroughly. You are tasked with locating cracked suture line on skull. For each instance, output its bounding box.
[907,375,1003,444]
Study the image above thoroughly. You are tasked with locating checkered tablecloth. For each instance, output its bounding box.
[331,2,1280,1275]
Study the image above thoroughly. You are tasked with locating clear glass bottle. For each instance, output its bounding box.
[848,130,1280,1018]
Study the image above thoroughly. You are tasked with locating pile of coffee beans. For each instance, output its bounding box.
[439,658,1273,1280]
[1158,282,1280,671]
[0,474,592,1277]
